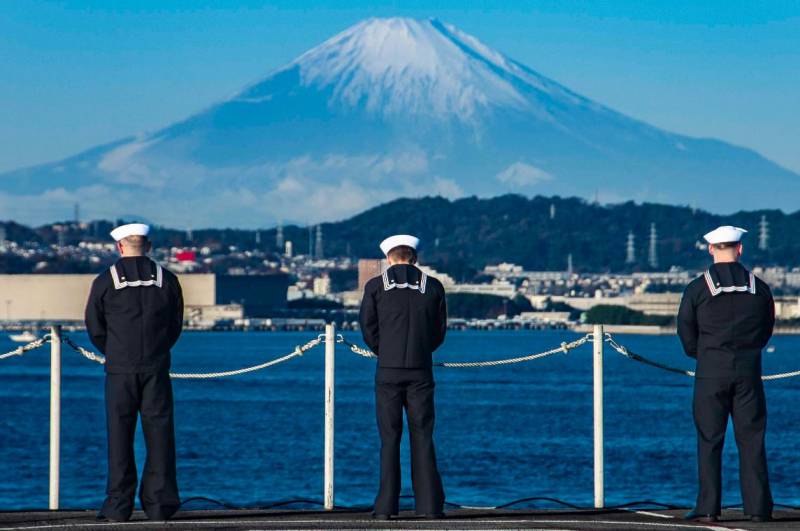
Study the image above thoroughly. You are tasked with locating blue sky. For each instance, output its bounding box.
[1,0,798,174]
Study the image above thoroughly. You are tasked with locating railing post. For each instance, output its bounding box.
[49,325,61,510]
[323,323,335,510]
[593,324,604,509]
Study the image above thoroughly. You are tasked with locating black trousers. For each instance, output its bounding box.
[374,368,445,516]
[693,376,772,516]
[102,371,180,521]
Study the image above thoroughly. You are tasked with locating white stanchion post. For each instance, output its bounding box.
[593,324,604,509]
[49,325,61,510]
[323,323,335,510]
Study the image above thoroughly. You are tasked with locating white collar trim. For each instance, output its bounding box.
[382,269,427,294]
[110,262,163,290]
[703,269,756,296]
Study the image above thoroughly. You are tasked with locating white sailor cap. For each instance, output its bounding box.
[379,234,419,256]
[703,225,747,245]
[110,223,151,242]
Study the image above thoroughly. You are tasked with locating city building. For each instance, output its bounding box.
[313,275,332,296]
[358,258,385,291]
[0,273,289,322]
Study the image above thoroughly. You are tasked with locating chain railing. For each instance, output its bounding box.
[604,332,800,381]
[2,331,322,379]
[60,334,325,379]
[6,329,799,380]
[336,333,592,367]
[4,323,800,512]
[603,334,696,377]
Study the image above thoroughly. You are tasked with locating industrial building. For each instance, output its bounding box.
[0,273,290,323]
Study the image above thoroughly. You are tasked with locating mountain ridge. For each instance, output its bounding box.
[1,17,798,226]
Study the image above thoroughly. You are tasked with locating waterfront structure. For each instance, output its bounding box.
[313,275,332,296]
[516,311,572,324]
[0,273,289,321]
[448,280,516,298]
[416,265,455,287]
[483,263,524,277]
[357,258,385,291]
[185,304,244,327]
[753,266,800,289]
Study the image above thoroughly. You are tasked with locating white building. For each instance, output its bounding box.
[313,275,331,296]
[448,280,517,298]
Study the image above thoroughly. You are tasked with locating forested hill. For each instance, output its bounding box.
[301,195,793,278]
[6,195,798,280]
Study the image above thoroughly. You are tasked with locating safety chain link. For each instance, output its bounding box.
[337,333,593,368]
[61,334,324,379]
[0,334,52,360]
[336,334,377,359]
[604,334,695,377]
[605,333,800,381]
[61,335,107,364]
[8,329,799,381]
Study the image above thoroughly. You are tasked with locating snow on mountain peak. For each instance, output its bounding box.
[3,17,797,227]
[289,17,529,118]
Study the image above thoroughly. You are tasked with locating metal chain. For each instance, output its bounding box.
[336,335,377,359]
[61,334,324,379]
[604,334,695,377]
[336,333,592,367]
[605,333,800,381]
[0,334,52,360]
[61,336,107,364]
[16,328,799,381]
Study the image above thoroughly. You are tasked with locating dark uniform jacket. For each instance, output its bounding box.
[359,264,447,369]
[85,256,184,374]
[677,262,774,378]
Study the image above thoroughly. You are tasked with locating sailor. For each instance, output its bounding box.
[359,235,447,520]
[85,223,184,522]
[678,225,774,523]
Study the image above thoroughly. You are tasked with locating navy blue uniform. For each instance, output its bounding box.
[85,256,183,521]
[677,262,774,518]
[360,264,446,516]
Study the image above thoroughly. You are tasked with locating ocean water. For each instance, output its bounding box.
[1,330,798,511]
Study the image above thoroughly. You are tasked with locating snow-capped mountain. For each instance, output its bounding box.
[2,17,798,226]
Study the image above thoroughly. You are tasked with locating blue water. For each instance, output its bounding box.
[1,330,798,511]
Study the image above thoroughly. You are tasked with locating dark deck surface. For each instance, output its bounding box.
[2,508,800,530]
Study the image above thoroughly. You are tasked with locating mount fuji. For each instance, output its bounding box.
[2,17,798,227]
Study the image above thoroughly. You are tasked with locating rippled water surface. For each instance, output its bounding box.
[1,330,798,510]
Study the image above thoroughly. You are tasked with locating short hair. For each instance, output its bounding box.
[387,245,417,264]
[711,242,740,250]
[121,235,149,250]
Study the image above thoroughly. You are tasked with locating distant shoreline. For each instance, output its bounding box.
[3,323,800,336]
[573,324,800,336]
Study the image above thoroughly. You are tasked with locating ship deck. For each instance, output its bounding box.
[2,508,799,530]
